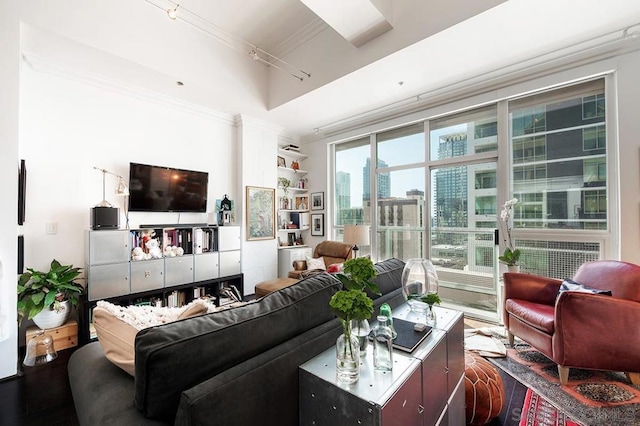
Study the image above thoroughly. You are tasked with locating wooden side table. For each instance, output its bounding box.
[26,319,78,352]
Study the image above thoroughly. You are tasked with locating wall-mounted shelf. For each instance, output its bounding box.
[278,148,308,161]
[278,166,308,175]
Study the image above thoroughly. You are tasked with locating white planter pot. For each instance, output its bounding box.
[32,300,70,329]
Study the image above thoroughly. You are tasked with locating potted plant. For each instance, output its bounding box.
[277,177,291,209]
[329,257,380,383]
[498,198,521,271]
[18,259,84,329]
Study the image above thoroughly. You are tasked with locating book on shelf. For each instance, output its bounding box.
[282,144,300,152]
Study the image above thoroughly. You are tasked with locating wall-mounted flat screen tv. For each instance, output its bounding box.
[128,162,208,213]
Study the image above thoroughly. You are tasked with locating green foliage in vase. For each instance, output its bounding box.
[17,259,83,324]
[420,292,441,306]
[334,256,380,295]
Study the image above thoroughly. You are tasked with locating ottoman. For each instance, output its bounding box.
[254,277,299,298]
[464,351,505,425]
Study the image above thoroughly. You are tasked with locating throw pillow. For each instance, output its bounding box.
[306,256,326,270]
[557,278,612,300]
[326,263,343,274]
[93,299,211,376]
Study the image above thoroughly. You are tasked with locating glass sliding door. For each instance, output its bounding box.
[428,107,499,316]
[375,124,426,261]
[334,137,373,256]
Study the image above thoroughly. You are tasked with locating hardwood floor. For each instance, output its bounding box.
[0,347,79,426]
[0,317,526,426]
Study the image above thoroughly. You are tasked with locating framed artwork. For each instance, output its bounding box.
[277,156,286,168]
[294,195,308,211]
[311,192,324,210]
[311,213,324,236]
[246,186,275,241]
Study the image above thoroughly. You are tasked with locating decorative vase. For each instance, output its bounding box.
[426,304,437,325]
[336,321,360,384]
[32,300,70,330]
[401,258,439,314]
[350,319,370,357]
[507,265,520,273]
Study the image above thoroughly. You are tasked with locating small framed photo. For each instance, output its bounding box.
[311,213,324,236]
[311,192,324,210]
[294,195,308,211]
[277,156,286,168]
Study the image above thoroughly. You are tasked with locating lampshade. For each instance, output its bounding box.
[344,225,370,247]
[115,177,130,196]
[23,329,58,367]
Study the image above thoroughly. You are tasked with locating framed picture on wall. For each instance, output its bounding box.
[311,192,324,210]
[246,186,275,241]
[311,213,324,236]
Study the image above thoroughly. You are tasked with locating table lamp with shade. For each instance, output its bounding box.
[344,224,370,258]
[91,167,130,230]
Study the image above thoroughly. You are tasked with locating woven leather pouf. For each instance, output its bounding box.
[464,352,505,425]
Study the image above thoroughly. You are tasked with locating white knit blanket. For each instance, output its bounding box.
[96,299,216,331]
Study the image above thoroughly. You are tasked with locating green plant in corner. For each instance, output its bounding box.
[277,177,291,197]
[329,257,381,358]
[17,259,84,324]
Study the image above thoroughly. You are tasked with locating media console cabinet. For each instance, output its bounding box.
[78,225,243,345]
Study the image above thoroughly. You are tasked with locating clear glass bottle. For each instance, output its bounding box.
[379,303,397,339]
[373,315,393,371]
[350,319,371,357]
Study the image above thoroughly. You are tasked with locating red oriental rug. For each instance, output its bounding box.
[520,388,579,426]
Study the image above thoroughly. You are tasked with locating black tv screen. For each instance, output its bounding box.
[128,163,208,213]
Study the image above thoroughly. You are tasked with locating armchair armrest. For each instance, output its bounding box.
[553,293,640,372]
[504,272,562,306]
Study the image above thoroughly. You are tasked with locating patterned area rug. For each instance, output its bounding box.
[520,388,579,426]
[488,337,640,426]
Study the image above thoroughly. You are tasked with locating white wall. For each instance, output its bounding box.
[236,116,282,294]
[19,62,237,274]
[0,2,20,380]
[302,138,331,248]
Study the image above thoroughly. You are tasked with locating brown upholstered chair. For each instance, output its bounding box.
[503,260,640,385]
[288,240,353,279]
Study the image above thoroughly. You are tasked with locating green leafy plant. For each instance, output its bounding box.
[421,292,441,306]
[329,257,380,358]
[277,177,291,196]
[17,259,84,324]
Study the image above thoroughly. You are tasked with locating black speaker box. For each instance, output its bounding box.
[91,207,119,230]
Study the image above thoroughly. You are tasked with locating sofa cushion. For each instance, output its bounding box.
[306,256,326,270]
[134,272,342,420]
[367,258,405,300]
[93,300,211,376]
[505,299,555,334]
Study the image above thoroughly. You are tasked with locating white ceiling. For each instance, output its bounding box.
[19,0,640,138]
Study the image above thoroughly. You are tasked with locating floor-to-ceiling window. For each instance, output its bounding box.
[331,77,612,320]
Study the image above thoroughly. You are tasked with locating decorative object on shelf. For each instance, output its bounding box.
[23,329,58,366]
[277,156,286,168]
[17,259,84,328]
[291,161,299,170]
[246,186,275,241]
[297,178,308,189]
[93,166,129,208]
[498,198,521,268]
[373,315,393,371]
[343,224,370,258]
[311,192,324,210]
[295,195,308,210]
[401,258,439,315]
[329,257,380,383]
[310,213,325,236]
[216,194,235,225]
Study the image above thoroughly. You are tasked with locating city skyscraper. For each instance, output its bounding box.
[335,170,351,211]
[362,158,390,201]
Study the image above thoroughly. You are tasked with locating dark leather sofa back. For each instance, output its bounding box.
[134,273,341,420]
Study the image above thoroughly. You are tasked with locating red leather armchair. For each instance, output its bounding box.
[503,260,640,385]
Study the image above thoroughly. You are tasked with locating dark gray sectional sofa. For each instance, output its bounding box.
[68,258,406,425]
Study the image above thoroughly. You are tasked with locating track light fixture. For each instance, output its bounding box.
[166,4,179,20]
[144,0,311,82]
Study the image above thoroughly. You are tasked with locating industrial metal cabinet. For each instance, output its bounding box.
[85,230,130,301]
[164,255,194,287]
[130,258,164,293]
[300,348,423,425]
[300,306,466,426]
[194,252,219,281]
